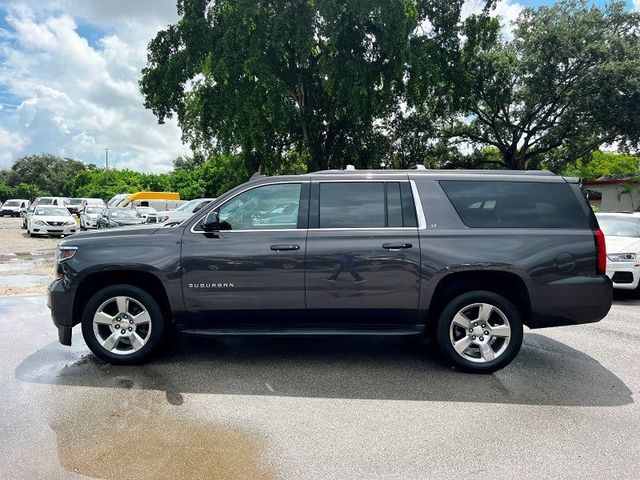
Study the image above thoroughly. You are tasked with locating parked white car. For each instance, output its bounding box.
[157,198,216,225]
[1,199,29,217]
[79,205,104,230]
[27,206,78,237]
[134,206,159,224]
[80,198,105,211]
[596,213,640,294]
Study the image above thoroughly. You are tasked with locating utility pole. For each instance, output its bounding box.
[105,148,109,171]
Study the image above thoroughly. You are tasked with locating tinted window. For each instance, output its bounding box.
[219,183,302,230]
[440,181,589,229]
[386,183,403,228]
[320,183,385,228]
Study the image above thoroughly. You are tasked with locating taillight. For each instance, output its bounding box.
[594,228,606,275]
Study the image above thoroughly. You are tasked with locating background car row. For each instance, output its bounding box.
[6,197,220,236]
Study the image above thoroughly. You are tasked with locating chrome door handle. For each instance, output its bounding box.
[382,243,413,250]
[271,244,301,251]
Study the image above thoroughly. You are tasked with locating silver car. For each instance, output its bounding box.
[79,205,104,230]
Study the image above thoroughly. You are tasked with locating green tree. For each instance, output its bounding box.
[5,154,89,197]
[141,0,485,173]
[441,0,640,170]
[563,150,640,181]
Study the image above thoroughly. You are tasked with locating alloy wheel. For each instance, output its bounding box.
[92,296,152,355]
[448,302,511,363]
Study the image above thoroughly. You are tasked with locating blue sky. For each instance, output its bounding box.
[0,0,637,172]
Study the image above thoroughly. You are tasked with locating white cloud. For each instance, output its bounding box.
[0,126,26,164]
[634,1,640,12]
[462,0,524,40]
[0,1,188,172]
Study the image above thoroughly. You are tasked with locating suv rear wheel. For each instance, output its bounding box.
[81,284,165,364]
[436,290,523,373]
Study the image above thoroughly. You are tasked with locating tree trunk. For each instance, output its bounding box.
[501,145,525,170]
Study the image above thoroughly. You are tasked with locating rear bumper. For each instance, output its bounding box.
[528,275,612,328]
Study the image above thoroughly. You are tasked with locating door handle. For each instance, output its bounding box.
[382,243,413,250]
[270,244,301,251]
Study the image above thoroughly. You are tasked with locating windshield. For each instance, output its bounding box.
[108,194,130,206]
[111,209,142,219]
[35,207,69,216]
[66,198,83,205]
[598,217,640,238]
[37,198,56,205]
[85,206,102,214]
[176,199,199,212]
[3,201,20,206]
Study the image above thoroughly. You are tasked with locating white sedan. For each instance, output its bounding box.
[597,213,640,294]
[27,206,78,237]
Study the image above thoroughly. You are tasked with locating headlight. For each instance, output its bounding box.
[65,220,76,226]
[158,215,169,223]
[57,246,77,262]
[34,220,46,226]
[607,253,637,262]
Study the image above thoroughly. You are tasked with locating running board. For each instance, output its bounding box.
[180,325,425,337]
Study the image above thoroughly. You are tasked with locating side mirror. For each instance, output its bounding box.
[202,210,220,232]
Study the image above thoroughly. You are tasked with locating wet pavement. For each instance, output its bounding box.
[1,295,639,479]
[0,218,57,296]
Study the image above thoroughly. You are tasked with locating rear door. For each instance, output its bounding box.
[305,179,421,325]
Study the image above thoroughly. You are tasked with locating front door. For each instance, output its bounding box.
[305,180,421,325]
[181,182,309,326]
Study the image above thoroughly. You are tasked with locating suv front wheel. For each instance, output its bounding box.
[436,290,524,373]
[81,284,165,364]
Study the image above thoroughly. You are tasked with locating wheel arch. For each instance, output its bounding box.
[426,270,531,335]
[73,270,173,327]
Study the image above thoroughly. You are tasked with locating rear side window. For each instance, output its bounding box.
[318,182,417,228]
[440,181,589,229]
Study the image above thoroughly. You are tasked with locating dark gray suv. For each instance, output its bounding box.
[48,168,612,372]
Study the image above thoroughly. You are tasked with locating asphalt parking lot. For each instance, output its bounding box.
[0,218,638,479]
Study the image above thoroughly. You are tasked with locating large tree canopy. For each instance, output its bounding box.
[443,0,640,170]
[141,0,488,173]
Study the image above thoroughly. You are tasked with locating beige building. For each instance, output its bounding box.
[584,178,640,212]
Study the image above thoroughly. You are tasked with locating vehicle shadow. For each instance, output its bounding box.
[16,331,632,407]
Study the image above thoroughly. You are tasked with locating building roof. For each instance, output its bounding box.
[583,176,640,186]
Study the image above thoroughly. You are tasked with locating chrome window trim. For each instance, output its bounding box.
[410,180,427,230]
[307,227,416,232]
[190,178,426,234]
[190,181,308,234]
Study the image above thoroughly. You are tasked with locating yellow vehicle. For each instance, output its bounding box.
[107,192,182,210]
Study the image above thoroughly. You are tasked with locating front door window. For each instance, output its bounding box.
[218,184,302,231]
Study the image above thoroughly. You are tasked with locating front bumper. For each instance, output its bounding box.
[606,262,640,290]
[31,224,78,236]
[529,275,613,328]
[82,218,98,229]
[0,209,20,216]
[48,277,76,345]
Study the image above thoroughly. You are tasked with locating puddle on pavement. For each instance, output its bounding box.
[0,262,35,272]
[49,388,277,480]
[0,274,50,287]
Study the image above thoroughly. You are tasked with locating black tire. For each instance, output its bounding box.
[81,284,166,364]
[435,290,523,373]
